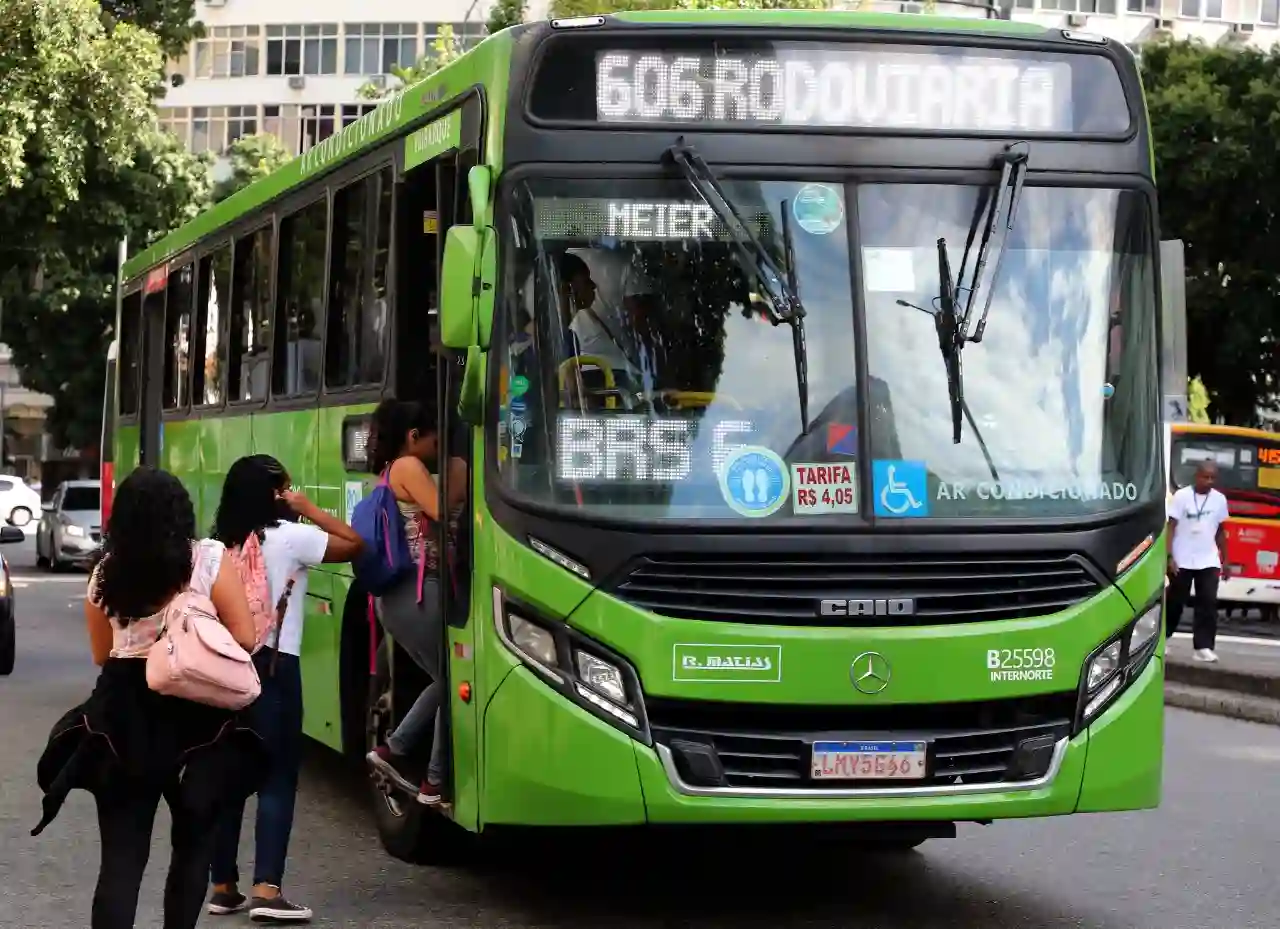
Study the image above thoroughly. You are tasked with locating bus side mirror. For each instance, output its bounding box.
[440,224,496,351]
[441,226,478,350]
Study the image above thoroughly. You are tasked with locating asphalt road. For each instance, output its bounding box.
[3,532,1279,929]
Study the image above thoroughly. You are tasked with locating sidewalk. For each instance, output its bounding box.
[1164,634,1280,726]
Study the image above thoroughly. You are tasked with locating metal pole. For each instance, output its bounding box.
[0,297,6,474]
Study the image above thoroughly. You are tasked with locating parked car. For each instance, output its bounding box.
[0,476,41,529]
[36,480,102,571]
[0,524,28,674]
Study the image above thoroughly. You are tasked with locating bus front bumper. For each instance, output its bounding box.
[1218,575,1280,606]
[479,656,1164,827]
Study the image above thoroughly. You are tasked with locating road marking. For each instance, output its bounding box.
[9,575,89,584]
[1172,632,1280,648]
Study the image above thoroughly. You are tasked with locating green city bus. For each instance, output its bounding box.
[114,8,1166,862]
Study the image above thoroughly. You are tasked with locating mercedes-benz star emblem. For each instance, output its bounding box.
[851,651,891,695]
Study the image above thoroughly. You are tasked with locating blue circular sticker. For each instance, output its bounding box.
[792,184,844,236]
[719,446,790,518]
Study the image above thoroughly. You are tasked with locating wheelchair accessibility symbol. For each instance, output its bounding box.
[872,460,929,518]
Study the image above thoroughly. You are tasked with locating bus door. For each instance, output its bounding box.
[392,95,483,826]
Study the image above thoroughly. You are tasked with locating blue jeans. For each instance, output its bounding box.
[210,649,303,888]
[377,576,447,785]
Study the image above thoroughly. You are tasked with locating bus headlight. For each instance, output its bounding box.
[1077,599,1163,728]
[493,587,649,740]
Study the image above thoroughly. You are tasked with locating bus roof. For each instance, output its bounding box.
[123,10,1064,282]
[1171,423,1278,442]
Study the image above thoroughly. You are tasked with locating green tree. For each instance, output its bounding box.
[2,128,212,450]
[99,0,202,57]
[214,132,292,202]
[487,0,527,32]
[551,0,823,15]
[1141,39,1280,426]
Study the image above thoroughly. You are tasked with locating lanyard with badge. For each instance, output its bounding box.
[1190,492,1211,535]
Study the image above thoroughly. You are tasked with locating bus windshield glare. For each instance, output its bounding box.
[493,179,1161,522]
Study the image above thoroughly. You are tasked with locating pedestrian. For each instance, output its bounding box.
[364,398,465,806]
[207,455,363,923]
[32,466,265,929]
[1167,459,1230,662]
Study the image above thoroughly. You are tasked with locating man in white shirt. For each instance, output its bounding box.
[1166,460,1230,662]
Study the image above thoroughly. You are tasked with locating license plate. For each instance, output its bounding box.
[811,741,927,780]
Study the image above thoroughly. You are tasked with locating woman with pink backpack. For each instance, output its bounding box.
[206,454,362,923]
[33,467,265,929]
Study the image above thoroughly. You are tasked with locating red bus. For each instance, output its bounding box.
[1170,423,1280,621]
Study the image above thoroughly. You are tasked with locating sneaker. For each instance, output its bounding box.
[417,780,445,806]
[366,744,416,792]
[208,890,248,915]
[249,892,312,923]
[1193,648,1220,663]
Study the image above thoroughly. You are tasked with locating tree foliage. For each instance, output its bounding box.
[487,0,527,33]
[99,0,202,57]
[551,0,822,15]
[2,128,212,450]
[1141,39,1280,426]
[214,132,292,202]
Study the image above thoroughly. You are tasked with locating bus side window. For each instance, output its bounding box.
[274,197,329,398]
[119,291,143,418]
[162,264,195,411]
[326,168,392,390]
[193,245,232,407]
[228,226,273,403]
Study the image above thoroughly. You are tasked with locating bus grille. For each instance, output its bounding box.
[647,694,1075,791]
[611,550,1103,625]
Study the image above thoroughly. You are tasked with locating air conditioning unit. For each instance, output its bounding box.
[287,75,306,90]
[900,1,925,11]
[1231,21,1256,33]
[202,0,226,7]
[368,74,388,89]
[1067,11,1088,25]
[1155,16,1175,29]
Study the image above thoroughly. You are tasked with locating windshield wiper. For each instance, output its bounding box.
[926,141,1029,450]
[665,139,810,434]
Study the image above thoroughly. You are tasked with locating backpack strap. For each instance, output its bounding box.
[266,570,301,676]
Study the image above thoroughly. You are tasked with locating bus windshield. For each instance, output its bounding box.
[1172,432,1280,514]
[492,178,1160,523]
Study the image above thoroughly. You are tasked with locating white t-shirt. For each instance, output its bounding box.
[1169,486,1230,571]
[261,521,330,656]
[569,307,638,376]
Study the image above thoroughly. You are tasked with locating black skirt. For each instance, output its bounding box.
[32,658,267,836]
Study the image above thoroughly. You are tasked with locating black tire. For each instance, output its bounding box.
[365,643,473,866]
[0,615,14,676]
[864,837,928,852]
[8,507,31,528]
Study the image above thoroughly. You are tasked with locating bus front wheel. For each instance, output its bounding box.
[365,643,472,866]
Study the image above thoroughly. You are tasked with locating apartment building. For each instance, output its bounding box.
[158,0,1278,160]
[157,0,551,158]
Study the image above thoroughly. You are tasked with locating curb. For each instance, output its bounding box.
[1164,659,1280,701]
[1165,681,1280,727]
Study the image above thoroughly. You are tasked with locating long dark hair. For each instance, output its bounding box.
[212,454,289,549]
[96,467,197,622]
[368,399,437,474]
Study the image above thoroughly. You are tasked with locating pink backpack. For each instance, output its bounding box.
[146,587,261,711]
[227,534,275,653]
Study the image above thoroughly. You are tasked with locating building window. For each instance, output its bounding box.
[1264,0,1279,22]
[1178,0,1273,18]
[263,104,303,155]
[344,23,418,75]
[158,107,191,147]
[1038,0,1117,10]
[267,23,338,76]
[193,25,261,78]
[300,105,337,152]
[191,105,257,154]
[341,103,377,128]
[1126,0,1159,11]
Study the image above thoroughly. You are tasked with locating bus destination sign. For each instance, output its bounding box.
[595,49,1074,133]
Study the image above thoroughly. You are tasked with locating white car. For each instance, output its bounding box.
[0,476,41,528]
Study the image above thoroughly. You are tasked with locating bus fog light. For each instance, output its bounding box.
[508,614,559,668]
[1086,641,1122,692]
[1129,605,1161,657]
[575,651,628,705]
